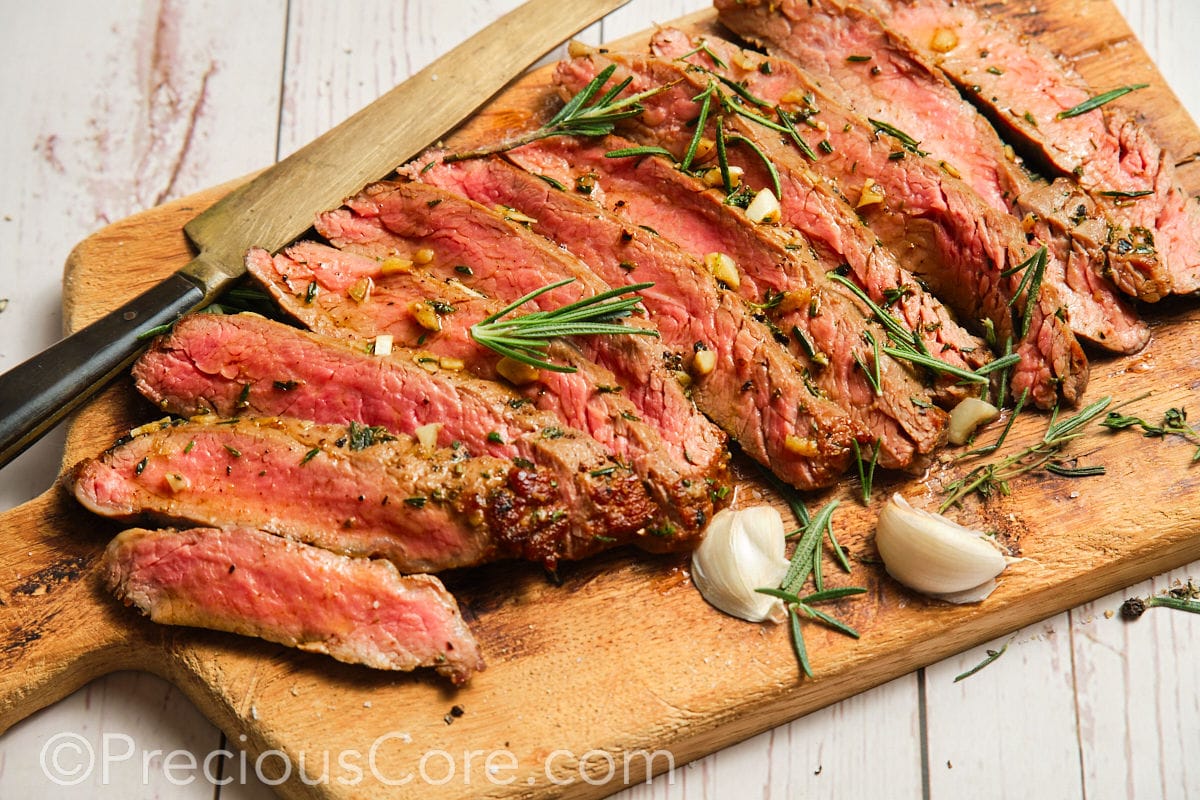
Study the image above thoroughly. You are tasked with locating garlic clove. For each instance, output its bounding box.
[692,506,790,623]
[932,579,998,605]
[875,493,1009,599]
[947,397,1000,445]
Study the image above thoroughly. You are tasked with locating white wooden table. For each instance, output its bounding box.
[1,2,1196,797]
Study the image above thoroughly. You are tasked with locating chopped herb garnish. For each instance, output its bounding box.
[346,421,395,451]
[301,448,320,465]
[1056,84,1148,119]
[605,145,676,160]
[273,380,299,391]
[135,457,148,476]
[818,139,834,154]
[486,431,504,444]
[535,174,567,191]
[986,66,1004,76]
[454,264,474,276]
[589,466,616,477]
[304,281,318,304]
[224,445,242,458]
[846,54,873,62]
[469,278,658,373]
[404,496,427,508]
[183,439,195,454]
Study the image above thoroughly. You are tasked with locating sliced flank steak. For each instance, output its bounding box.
[71,416,659,573]
[105,526,484,683]
[709,3,1150,352]
[416,153,872,478]
[857,0,1200,299]
[556,47,1086,408]
[133,312,660,548]
[551,51,988,382]
[246,240,725,538]
[419,143,946,469]
[312,182,733,492]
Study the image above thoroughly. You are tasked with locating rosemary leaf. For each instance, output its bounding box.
[1056,84,1148,119]
[789,607,814,678]
[469,279,658,372]
[953,641,1009,682]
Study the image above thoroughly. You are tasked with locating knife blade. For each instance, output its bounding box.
[0,0,627,469]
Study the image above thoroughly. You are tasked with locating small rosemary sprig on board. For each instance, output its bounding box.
[940,396,1113,511]
[445,65,670,162]
[1102,404,1200,461]
[758,482,863,679]
[469,278,658,373]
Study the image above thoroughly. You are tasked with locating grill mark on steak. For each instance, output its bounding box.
[133,312,666,552]
[850,0,1200,298]
[662,27,1147,357]
[71,417,659,573]
[417,152,867,482]
[419,145,946,471]
[104,526,484,683]
[556,49,1089,409]
[244,241,724,539]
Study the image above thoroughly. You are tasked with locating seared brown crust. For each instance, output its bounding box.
[245,240,727,540]
[71,416,659,572]
[133,311,664,559]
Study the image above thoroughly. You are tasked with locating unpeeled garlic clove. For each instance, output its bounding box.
[691,506,790,622]
[875,493,1011,603]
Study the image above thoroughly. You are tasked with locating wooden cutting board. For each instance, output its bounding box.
[2,3,1199,798]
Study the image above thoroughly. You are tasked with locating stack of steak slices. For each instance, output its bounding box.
[74,0,1193,682]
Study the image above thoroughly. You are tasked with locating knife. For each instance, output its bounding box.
[0,0,627,469]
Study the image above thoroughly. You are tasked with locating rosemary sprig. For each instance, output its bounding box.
[851,438,881,505]
[1102,405,1200,460]
[777,105,818,162]
[1004,246,1048,339]
[1056,84,1148,120]
[868,118,928,156]
[446,65,670,162]
[469,278,658,372]
[953,640,1010,682]
[1097,189,1153,199]
[940,396,1113,510]
[760,495,864,679]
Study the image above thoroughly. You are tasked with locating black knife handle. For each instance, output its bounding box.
[0,272,206,469]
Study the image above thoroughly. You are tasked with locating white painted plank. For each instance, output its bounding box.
[925,616,1086,799]
[0,1,286,798]
[616,674,923,799]
[1072,561,1200,800]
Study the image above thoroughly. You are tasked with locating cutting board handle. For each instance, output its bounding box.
[0,486,144,733]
